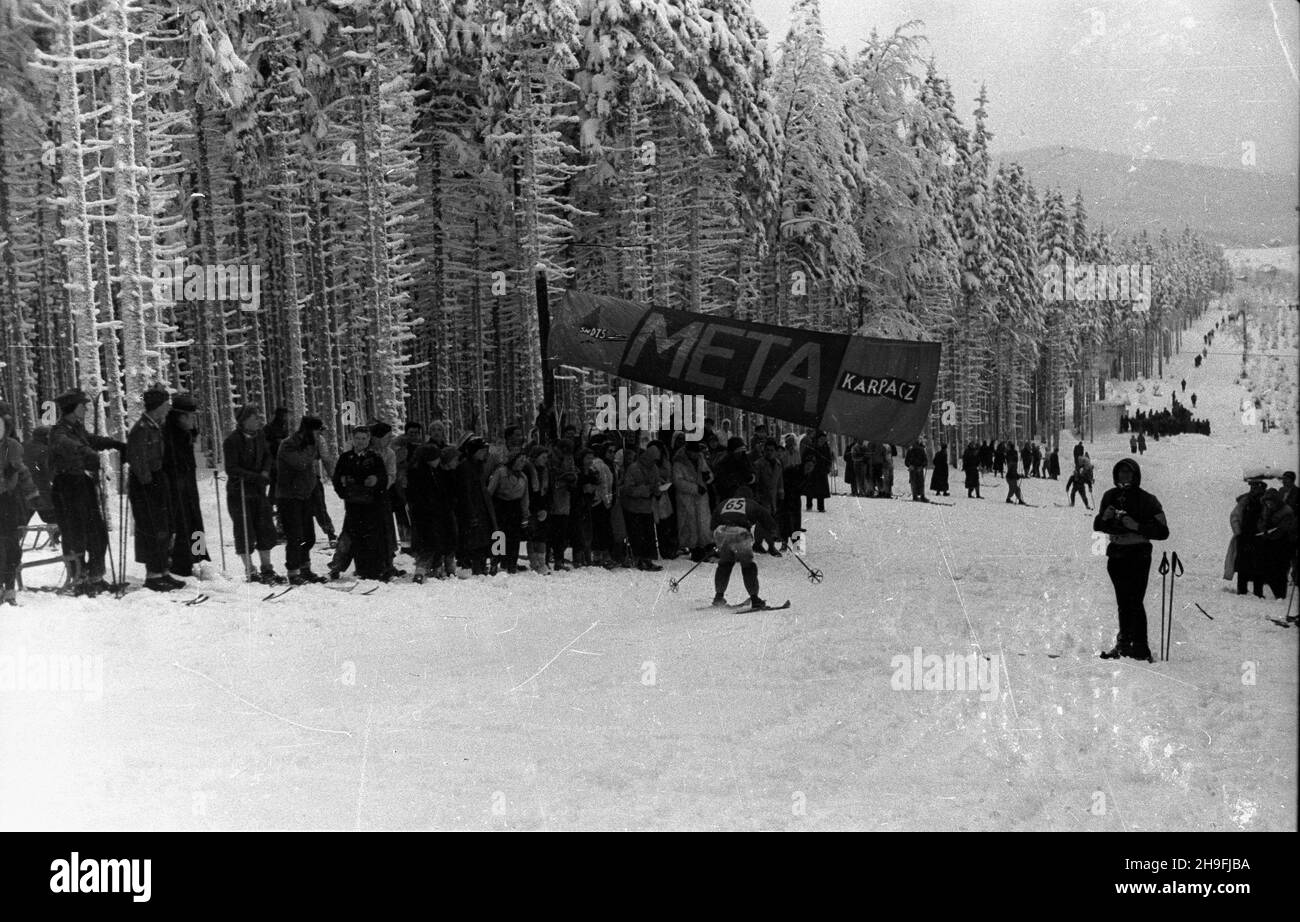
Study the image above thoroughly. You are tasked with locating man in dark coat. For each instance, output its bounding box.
[1004,445,1026,504]
[801,431,832,512]
[1094,458,1170,661]
[127,385,181,591]
[49,388,127,596]
[332,426,390,580]
[1046,447,1061,480]
[904,440,928,502]
[275,416,327,584]
[164,394,208,578]
[1257,488,1298,600]
[455,437,498,575]
[929,442,950,496]
[962,442,981,498]
[223,406,283,584]
[408,445,460,581]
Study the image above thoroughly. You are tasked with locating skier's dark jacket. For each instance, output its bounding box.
[222,427,272,488]
[904,444,927,468]
[49,417,125,477]
[333,448,388,505]
[1092,458,1169,557]
[710,490,777,535]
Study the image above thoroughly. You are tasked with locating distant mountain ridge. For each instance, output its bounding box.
[999,146,1298,248]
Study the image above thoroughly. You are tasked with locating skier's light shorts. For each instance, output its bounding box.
[713,525,754,564]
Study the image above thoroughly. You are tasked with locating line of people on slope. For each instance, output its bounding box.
[225,409,846,584]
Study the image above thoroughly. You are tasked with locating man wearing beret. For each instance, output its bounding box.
[127,385,182,592]
[49,388,128,596]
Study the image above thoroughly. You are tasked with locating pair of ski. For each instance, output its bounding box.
[323,581,382,596]
[170,593,211,607]
[694,599,792,613]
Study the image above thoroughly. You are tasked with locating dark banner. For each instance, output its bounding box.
[548,291,942,442]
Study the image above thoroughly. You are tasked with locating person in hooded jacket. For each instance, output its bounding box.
[1093,458,1169,661]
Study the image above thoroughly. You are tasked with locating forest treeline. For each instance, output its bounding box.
[0,0,1229,461]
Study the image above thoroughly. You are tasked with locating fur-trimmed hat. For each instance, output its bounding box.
[299,415,324,432]
[171,393,198,413]
[235,405,262,425]
[727,436,746,452]
[369,421,392,439]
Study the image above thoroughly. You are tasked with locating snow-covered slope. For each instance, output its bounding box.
[1,304,1294,831]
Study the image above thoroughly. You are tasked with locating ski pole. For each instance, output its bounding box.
[1167,552,1183,661]
[1157,552,1169,661]
[241,479,252,577]
[789,538,823,584]
[101,477,117,592]
[213,471,227,572]
[668,558,705,592]
[119,463,129,595]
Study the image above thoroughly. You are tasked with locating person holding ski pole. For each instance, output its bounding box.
[222,406,284,584]
[710,479,779,610]
[49,388,128,597]
[1093,458,1169,661]
[126,385,182,592]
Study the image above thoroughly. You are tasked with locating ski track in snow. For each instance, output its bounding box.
[0,301,1295,830]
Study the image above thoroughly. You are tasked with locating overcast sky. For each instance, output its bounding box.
[749,0,1300,177]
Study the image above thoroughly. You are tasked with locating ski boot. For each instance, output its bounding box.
[259,567,287,585]
[145,576,177,593]
[2,588,16,607]
[712,595,728,608]
[748,596,769,611]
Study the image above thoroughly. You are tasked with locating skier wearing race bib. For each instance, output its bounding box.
[710,481,778,610]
